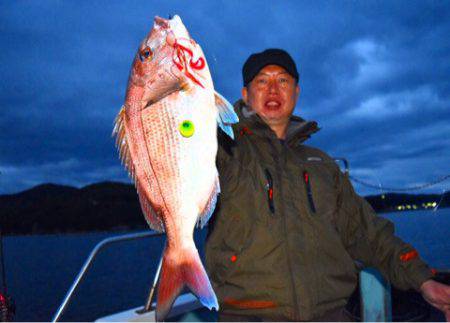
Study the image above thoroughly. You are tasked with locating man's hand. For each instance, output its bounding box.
[420,279,450,321]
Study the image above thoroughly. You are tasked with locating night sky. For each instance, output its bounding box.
[1,1,449,195]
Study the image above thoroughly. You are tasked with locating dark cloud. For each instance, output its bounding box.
[1,1,449,195]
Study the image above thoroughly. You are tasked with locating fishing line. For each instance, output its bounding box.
[433,188,446,212]
[349,174,450,192]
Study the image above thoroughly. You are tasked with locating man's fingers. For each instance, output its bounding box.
[420,279,450,319]
[440,304,450,322]
[427,300,450,319]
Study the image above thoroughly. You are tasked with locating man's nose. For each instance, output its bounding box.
[268,79,279,94]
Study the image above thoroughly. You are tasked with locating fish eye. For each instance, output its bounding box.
[179,120,195,137]
[139,46,153,62]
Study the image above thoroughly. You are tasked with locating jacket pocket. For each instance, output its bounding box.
[264,169,275,214]
[303,170,317,214]
[206,201,256,285]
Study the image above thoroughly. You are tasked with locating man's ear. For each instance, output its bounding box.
[241,87,248,105]
[294,84,300,104]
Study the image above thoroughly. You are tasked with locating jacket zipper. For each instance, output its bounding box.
[273,161,301,320]
[264,169,275,214]
[303,171,316,214]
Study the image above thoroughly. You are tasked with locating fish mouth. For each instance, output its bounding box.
[168,15,190,40]
[154,16,170,28]
[154,15,185,34]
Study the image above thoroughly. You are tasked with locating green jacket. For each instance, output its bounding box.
[205,100,433,321]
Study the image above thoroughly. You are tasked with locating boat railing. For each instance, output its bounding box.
[51,230,165,322]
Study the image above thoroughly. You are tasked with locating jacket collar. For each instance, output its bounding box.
[233,99,320,146]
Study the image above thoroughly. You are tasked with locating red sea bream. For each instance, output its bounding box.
[113,15,237,320]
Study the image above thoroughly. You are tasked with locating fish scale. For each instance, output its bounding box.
[142,92,216,214]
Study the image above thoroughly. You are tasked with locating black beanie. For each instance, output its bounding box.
[242,48,299,86]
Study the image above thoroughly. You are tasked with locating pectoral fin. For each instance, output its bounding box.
[215,91,239,139]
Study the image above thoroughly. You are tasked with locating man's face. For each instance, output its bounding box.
[242,64,300,130]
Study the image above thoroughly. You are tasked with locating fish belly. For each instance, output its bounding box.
[140,89,218,241]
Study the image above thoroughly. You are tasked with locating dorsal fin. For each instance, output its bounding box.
[137,183,165,232]
[112,106,164,232]
[112,106,136,180]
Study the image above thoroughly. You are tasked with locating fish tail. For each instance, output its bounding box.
[156,247,218,321]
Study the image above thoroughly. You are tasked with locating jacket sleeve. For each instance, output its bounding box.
[335,171,434,291]
[216,127,235,171]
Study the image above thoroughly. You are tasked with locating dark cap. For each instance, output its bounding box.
[242,48,299,86]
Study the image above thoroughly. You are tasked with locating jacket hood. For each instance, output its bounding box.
[232,99,320,145]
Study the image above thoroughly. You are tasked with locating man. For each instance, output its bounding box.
[205,48,450,321]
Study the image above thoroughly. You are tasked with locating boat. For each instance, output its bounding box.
[50,229,449,322]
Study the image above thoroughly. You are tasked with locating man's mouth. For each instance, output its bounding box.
[265,100,282,110]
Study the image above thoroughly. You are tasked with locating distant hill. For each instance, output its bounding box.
[365,192,450,213]
[0,182,448,235]
[0,181,147,235]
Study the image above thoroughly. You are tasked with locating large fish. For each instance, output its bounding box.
[113,15,238,320]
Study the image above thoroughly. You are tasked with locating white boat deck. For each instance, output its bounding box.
[96,293,204,322]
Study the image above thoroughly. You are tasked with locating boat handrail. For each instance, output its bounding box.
[52,230,164,322]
